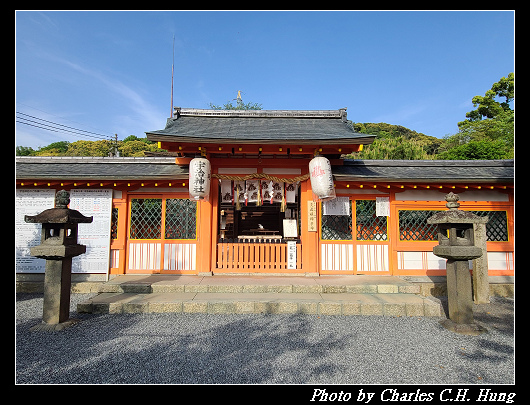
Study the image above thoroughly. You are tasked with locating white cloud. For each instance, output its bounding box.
[372,103,429,125]
[457,98,473,110]
[57,58,166,137]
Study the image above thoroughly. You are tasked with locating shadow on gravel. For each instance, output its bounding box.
[16,294,514,384]
[16,308,354,384]
[473,297,514,335]
[432,297,514,384]
[436,296,514,335]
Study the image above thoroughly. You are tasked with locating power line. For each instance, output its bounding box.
[16,117,109,140]
[16,111,112,141]
[16,102,114,137]
[16,111,111,139]
[16,119,60,132]
[16,117,110,141]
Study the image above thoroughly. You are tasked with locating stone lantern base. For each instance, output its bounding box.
[29,319,80,332]
[439,319,487,336]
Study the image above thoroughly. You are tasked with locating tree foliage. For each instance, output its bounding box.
[65,140,113,157]
[119,140,159,157]
[439,73,514,160]
[352,136,430,160]
[438,139,509,160]
[16,136,162,157]
[16,145,36,156]
[460,73,514,124]
[348,122,439,159]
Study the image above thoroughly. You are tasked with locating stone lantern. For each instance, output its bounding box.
[24,190,93,331]
[427,192,488,335]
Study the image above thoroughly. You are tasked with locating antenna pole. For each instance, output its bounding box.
[170,35,175,118]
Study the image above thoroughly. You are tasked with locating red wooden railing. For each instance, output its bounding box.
[216,242,302,271]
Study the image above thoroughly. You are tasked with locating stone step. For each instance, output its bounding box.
[98,275,421,295]
[77,292,444,317]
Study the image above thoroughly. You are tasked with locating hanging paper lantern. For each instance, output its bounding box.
[309,156,336,201]
[189,157,211,201]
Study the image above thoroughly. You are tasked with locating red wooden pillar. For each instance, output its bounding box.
[300,178,319,275]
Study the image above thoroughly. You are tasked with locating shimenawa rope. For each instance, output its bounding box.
[211,172,309,184]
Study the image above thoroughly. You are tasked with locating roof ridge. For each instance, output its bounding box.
[175,108,346,119]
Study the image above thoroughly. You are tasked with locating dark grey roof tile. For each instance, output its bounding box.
[15,157,188,180]
[334,159,514,183]
[145,109,374,144]
[16,157,514,183]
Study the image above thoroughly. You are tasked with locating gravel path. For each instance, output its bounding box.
[16,293,514,384]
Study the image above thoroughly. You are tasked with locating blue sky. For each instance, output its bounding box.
[16,11,514,148]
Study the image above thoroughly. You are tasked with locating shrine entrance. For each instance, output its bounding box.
[214,174,304,273]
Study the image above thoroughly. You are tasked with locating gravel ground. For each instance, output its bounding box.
[16,293,514,384]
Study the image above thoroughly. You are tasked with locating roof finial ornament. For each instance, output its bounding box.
[339,107,348,122]
[445,192,460,210]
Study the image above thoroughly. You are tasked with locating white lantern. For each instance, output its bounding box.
[309,156,336,201]
[189,157,211,201]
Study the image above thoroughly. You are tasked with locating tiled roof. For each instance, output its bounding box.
[15,156,187,180]
[334,159,514,183]
[146,108,375,145]
[16,156,514,184]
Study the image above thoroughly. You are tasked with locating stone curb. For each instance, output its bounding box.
[78,293,443,317]
[97,283,422,295]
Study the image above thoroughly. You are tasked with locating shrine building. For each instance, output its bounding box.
[16,108,514,280]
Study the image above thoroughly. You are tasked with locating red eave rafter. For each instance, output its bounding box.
[159,141,363,156]
[333,181,513,192]
[16,179,189,189]
[18,179,513,192]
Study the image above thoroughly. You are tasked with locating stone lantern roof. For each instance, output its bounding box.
[427,192,489,225]
[24,190,93,224]
[24,208,93,224]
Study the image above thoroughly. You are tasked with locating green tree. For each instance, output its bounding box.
[349,122,440,158]
[122,135,154,144]
[439,72,514,160]
[437,139,508,160]
[65,140,113,156]
[350,136,430,160]
[16,136,165,157]
[34,141,70,156]
[118,140,160,157]
[460,73,514,124]
[16,141,71,156]
[16,146,35,156]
